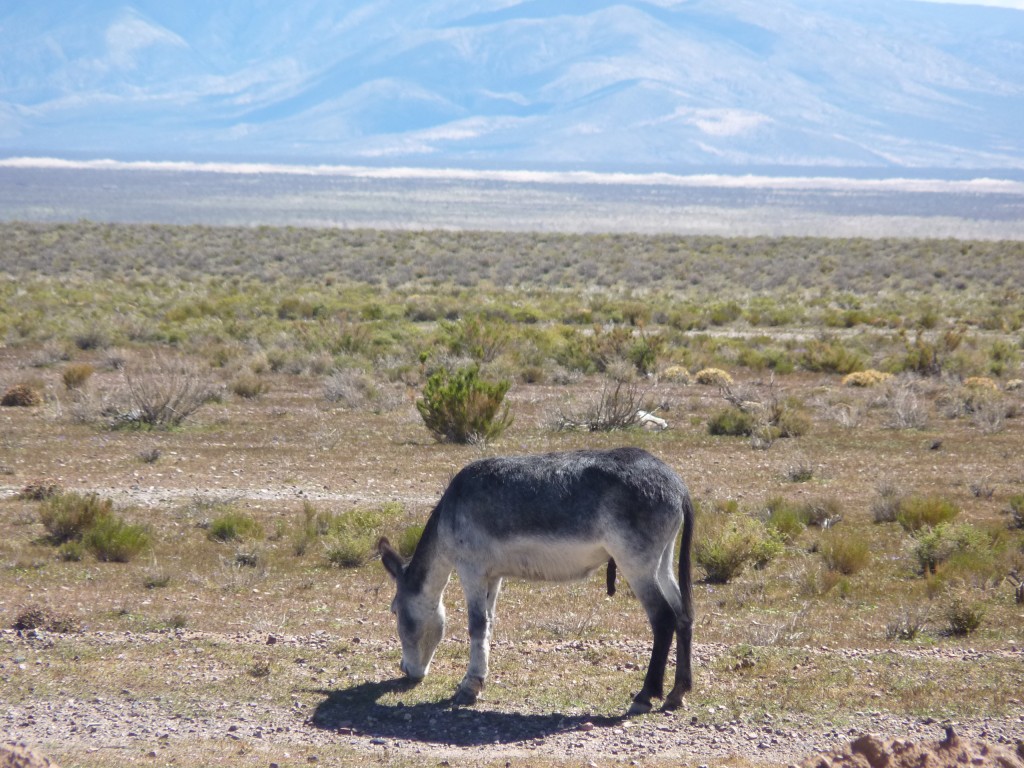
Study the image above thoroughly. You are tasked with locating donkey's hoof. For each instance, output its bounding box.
[452,686,479,707]
[627,699,653,717]
[662,693,685,712]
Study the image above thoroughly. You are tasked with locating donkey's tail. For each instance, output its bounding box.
[678,492,695,621]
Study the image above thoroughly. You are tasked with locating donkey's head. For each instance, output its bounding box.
[378,537,445,680]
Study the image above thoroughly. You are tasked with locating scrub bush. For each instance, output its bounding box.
[417,364,512,444]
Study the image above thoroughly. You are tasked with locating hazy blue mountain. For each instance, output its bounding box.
[1,0,1022,169]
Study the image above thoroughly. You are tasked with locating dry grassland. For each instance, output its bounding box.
[0,223,1022,767]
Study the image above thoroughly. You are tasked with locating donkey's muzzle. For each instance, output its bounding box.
[400,659,426,681]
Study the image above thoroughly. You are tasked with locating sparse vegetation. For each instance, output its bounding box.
[896,495,960,532]
[944,594,986,636]
[819,529,871,575]
[39,492,115,544]
[84,515,151,562]
[207,510,264,542]
[695,509,783,583]
[1,222,1023,766]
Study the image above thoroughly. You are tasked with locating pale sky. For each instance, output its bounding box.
[915,0,1024,7]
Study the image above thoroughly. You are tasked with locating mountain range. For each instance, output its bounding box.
[1,1,1023,170]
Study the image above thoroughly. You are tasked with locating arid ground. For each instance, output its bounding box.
[1,223,1022,767]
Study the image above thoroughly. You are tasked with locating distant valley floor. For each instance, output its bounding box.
[1,163,1023,239]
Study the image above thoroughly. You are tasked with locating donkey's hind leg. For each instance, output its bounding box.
[626,578,677,715]
[651,544,692,711]
[663,616,693,710]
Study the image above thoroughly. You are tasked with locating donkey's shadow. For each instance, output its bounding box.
[309,678,624,747]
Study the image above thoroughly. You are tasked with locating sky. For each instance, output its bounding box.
[917,0,1024,6]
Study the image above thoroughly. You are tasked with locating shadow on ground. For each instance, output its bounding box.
[309,678,625,746]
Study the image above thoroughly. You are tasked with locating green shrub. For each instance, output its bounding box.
[944,595,985,636]
[397,524,425,559]
[913,522,989,575]
[896,495,959,532]
[695,513,782,583]
[325,504,398,568]
[84,516,151,562]
[441,315,510,363]
[800,338,865,375]
[771,399,812,438]
[707,406,756,437]
[896,328,964,377]
[208,511,264,542]
[39,492,114,543]
[57,540,86,562]
[416,365,513,444]
[326,537,373,568]
[293,501,336,556]
[765,497,807,543]
[820,529,871,575]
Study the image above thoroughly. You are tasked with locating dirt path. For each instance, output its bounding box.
[4,628,1023,766]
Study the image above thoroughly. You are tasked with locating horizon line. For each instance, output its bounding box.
[3,155,1024,196]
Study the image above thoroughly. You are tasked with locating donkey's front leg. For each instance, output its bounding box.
[453,577,499,706]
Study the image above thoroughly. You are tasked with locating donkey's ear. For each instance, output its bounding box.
[377,537,405,581]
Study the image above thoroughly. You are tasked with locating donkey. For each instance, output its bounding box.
[377,447,694,715]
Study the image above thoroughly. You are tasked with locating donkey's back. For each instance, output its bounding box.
[435,447,687,582]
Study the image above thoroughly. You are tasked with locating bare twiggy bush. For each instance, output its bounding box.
[883,376,929,430]
[822,400,866,429]
[718,379,809,448]
[120,354,219,428]
[871,480,904,523]
[28,339,71,367]
[1009,572,1024,604]
[324,368,377,409]
[969,475,995,499]
[885,604,930,641]
[784,455,815,483]
[554,376,653,432]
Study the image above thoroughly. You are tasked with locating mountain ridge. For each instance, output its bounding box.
[1,1,1022,169]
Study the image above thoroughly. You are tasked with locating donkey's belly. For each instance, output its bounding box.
[485,537,609,582]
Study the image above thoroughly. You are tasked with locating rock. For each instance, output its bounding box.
[0,743,60,768]
[802,728,1024,768]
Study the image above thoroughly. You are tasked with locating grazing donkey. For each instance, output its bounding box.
[378,447,694,715]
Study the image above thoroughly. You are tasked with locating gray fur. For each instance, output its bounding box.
[378,447,694,715]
